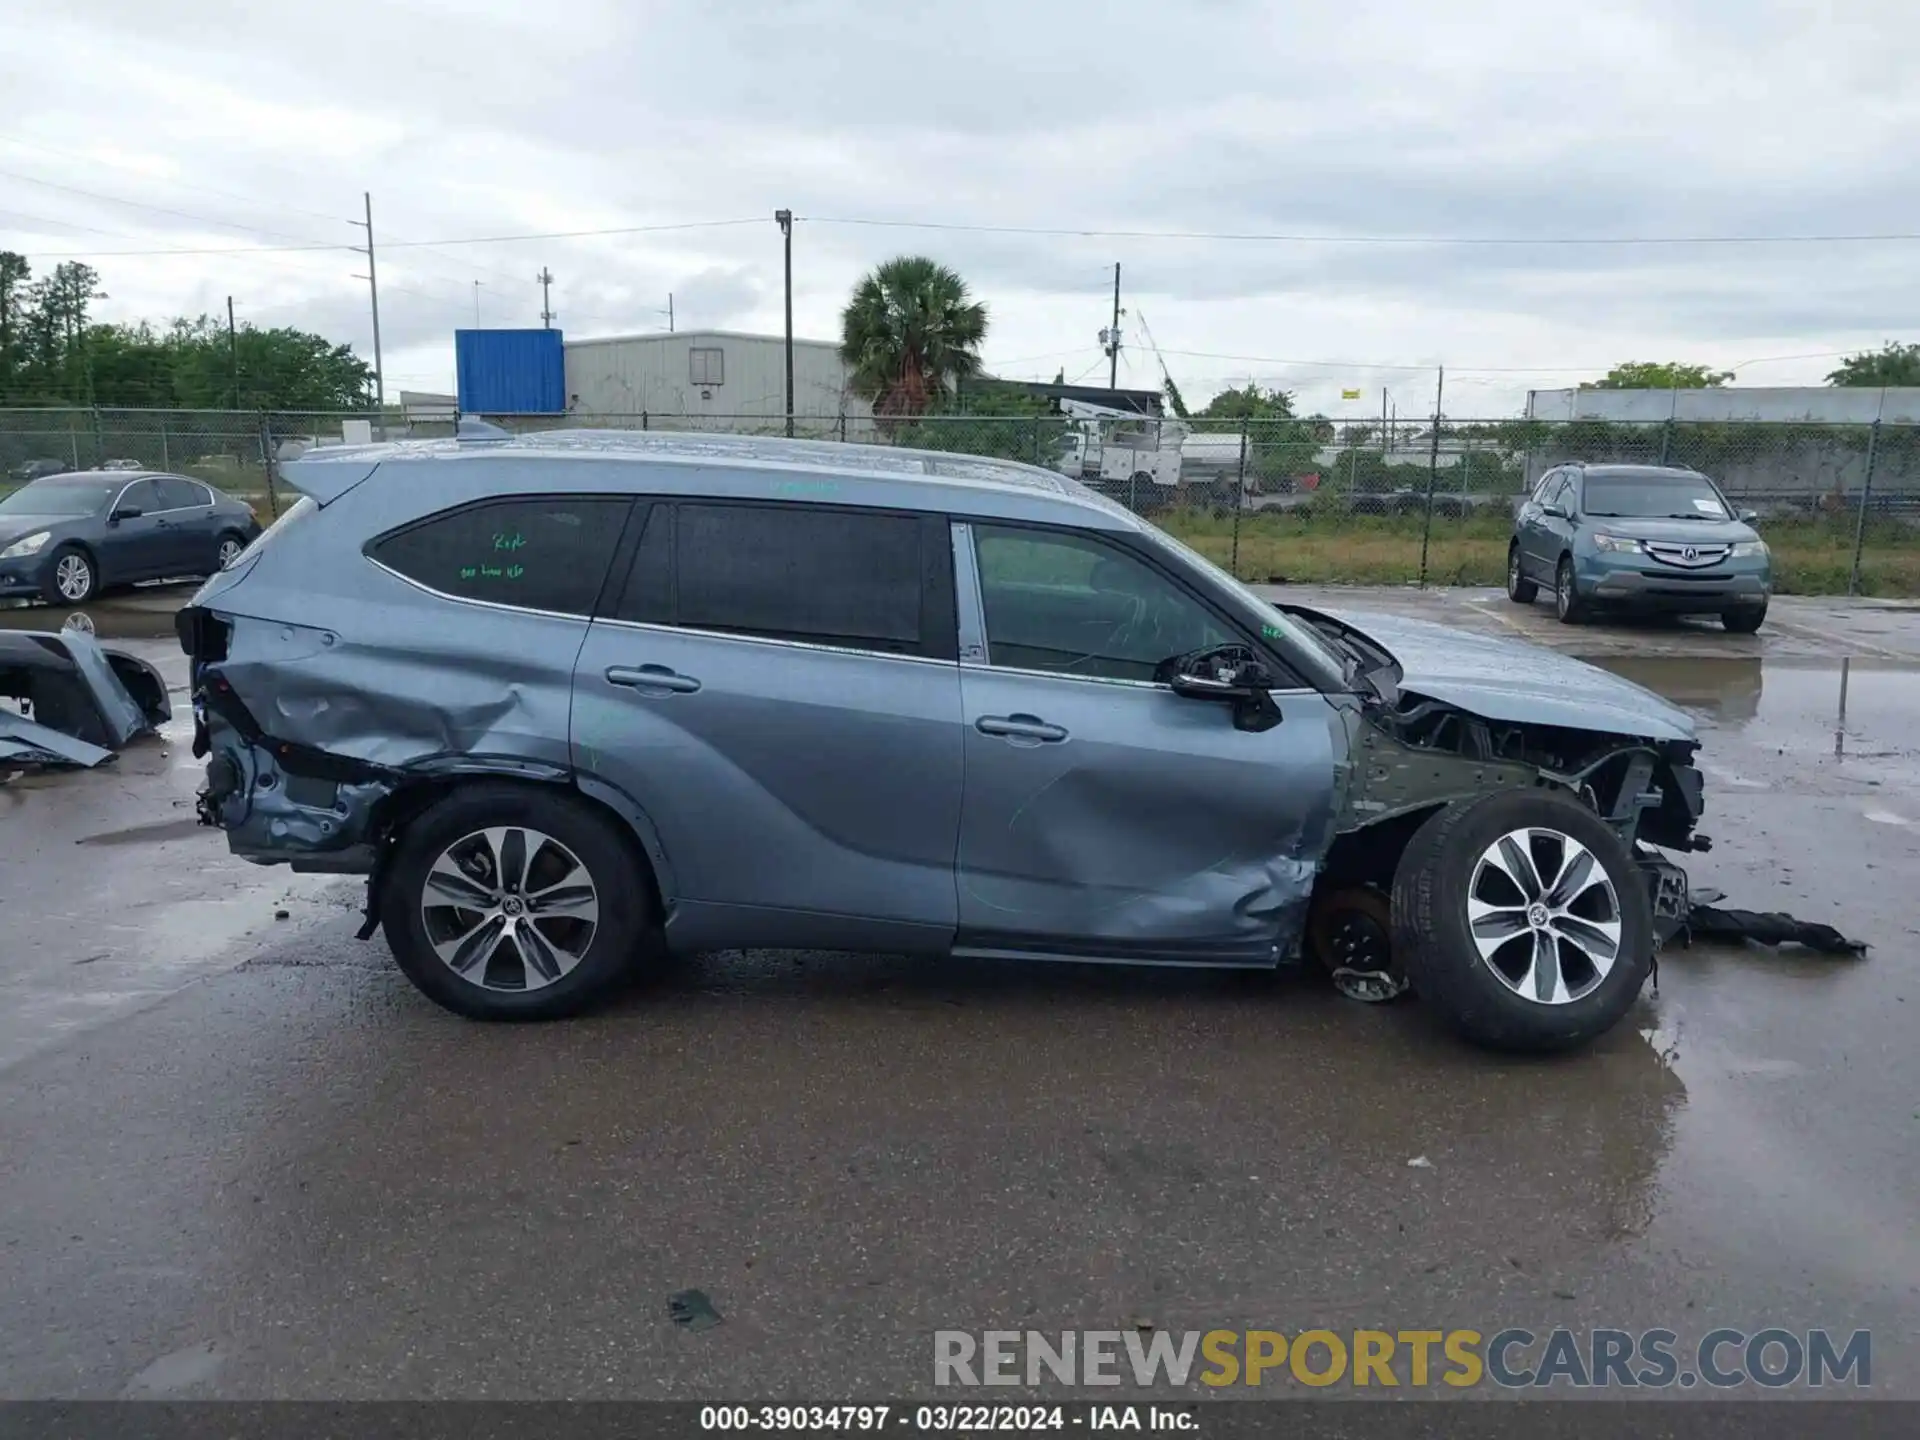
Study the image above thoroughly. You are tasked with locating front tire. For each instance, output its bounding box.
[1390,791,1653,1053]
[1506,545,1538,604]
[1554,557,1587,624]
[42,544,97,605]
[380,782,653,1020]
[1722,602,1767,634]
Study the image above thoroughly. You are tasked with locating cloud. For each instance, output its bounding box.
[2,0,1916,415]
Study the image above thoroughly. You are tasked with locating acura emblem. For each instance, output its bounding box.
[1682,545,1698,561]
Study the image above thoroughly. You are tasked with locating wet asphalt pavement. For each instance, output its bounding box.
[1,584,1916,1400]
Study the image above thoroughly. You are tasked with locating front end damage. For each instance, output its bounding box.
[1306,649,1707,999]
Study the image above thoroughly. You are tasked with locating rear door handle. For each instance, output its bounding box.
[976,713,1068,743]
[605,664,701,694]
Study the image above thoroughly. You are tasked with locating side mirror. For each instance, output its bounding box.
[1541,503,1570,520]
[110,505,143,522]
[1739,509,1760,524]
[1169,659,1282,733]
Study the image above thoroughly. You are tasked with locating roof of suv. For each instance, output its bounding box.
[288,428,1080,495]
[282,427,1147,531]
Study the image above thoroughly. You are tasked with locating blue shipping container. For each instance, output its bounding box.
[455,328,566,414]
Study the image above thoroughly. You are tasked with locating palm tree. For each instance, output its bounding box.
[839,256,988,416]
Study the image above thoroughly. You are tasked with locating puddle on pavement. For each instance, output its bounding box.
[0,584,197,641]
[1588,653,1920,793]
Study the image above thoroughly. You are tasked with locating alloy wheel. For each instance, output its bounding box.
[217,538,245,569]
[1465,827,1622,1005]
[419,826,601,991]
[55,554,92,602]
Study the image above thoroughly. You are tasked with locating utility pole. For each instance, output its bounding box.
[351,192,386,413]
[775,209,794,438]
[226,295,239,409]
[667,293,674,333]
[1417,365,1446,589]
[538,268,554,328]
[472,281,482,327]
[1103,262,1122,390]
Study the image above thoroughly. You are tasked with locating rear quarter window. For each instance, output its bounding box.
[368,496,631,616]
[674,502,923,651]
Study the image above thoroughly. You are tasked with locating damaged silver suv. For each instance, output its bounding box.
[180,429,1708,1051]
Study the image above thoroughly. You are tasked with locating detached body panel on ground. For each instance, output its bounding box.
[178,430,1709,1051]
[0,628,171,769]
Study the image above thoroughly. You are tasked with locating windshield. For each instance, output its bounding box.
[1583,473,1729,520]
[0,479,118,518]
[1132,522,1351,689]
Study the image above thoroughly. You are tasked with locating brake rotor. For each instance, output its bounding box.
[1306,886,1410,1004]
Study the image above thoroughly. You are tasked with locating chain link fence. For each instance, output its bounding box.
[3,405,1915,596]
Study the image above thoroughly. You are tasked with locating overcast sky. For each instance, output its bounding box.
[3,0,1917,417]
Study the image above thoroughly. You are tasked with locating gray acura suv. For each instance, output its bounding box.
[180,429,1709,1052]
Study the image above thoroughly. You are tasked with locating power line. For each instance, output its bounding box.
[0,134,356,227]
[14,216,769,260]
[0,167,345,252]
[3,148,571,302]
[798,214,1920,247]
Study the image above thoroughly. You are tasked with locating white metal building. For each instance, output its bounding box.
[562,329,875,436]
[1526,386,1920,424]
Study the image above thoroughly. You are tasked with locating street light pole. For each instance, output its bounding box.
[776,209,794,438]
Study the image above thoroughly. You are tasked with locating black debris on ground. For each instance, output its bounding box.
[1680,905,1869,957]
[667,1289,723,1331]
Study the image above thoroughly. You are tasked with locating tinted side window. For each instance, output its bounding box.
[656,502,927,654]
[973,525,1233,682]
[155,477,209,509]
[369,496,630,616]
[117,479,160,514]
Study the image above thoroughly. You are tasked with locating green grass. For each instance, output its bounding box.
[1159,509,1920,598]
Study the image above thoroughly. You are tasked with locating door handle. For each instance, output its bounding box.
[605,664,701,694]
[976,713,1068,743]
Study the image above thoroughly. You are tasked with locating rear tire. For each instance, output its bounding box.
[1721,602,1766,634]
[1390,790,1653,1053]
[214,531,248,571]
[1554,557,1587,624]
[380,782,653,1020]
[1506,545,1538,604]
